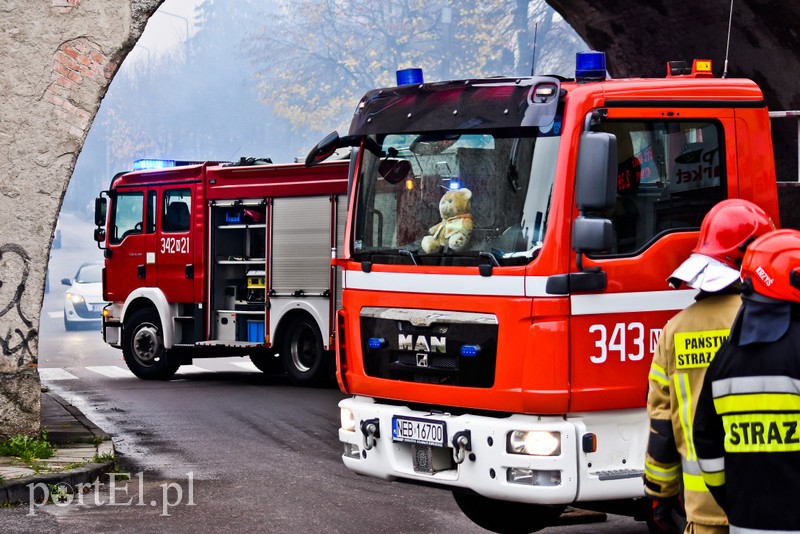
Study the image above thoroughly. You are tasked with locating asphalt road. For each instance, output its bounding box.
[7,212,651,533]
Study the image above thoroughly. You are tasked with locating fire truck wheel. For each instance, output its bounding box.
[452,491,564,533]
[122,308,180,380]
[280,316,329,387]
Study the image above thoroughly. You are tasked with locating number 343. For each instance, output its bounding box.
[588,322,646,364]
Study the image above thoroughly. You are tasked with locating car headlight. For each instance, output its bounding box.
[507,430,561,456]
[66,292,85,304]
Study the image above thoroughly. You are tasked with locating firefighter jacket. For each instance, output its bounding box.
[694,301,800,532]
[645,292,741,526]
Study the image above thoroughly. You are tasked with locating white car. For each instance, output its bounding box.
[61,262,106,331]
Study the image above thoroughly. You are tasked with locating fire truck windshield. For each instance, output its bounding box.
[352,129,560,266]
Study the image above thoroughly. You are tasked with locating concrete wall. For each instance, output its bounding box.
[0,0,161,438]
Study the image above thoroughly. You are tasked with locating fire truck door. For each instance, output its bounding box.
[105,188,156,301]
[156,187,195,303]
[567,118,727,411]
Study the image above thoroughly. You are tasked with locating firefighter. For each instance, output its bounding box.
[694,229,800,531]
[644,199,774,534]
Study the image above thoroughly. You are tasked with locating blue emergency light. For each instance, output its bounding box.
[575,51,607,81]
[447,178,462,191]
[367,337,386,349]
[396,68,424,86]
[460,345,480,357]
[133,159,177,171]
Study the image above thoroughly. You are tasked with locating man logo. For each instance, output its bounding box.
[416,354,428,367]
[398,334,446,353]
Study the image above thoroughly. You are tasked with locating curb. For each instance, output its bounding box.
[0,459,114,505]
[0,390,116,505]
[44,391,109,444]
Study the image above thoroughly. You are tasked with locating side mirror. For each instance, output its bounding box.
[305,131,341,167]
[94,196,107,227]
[94,227,106,243]
[572,216,614,253]
[378,159,412,184]
[544,216,612,294]
[61,278,71,286]
[306,132,382,167]
[575,131,617,211]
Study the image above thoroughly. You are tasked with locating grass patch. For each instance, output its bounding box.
[92,451,124,473]
[0,433,55,462]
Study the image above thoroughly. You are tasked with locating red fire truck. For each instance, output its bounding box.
[306,54,800,530]
[93,158,349,386]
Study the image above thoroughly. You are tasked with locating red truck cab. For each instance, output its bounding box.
[307,54,782,530]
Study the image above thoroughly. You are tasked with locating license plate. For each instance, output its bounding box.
[392,416,446,447]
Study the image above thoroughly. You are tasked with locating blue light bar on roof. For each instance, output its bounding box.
[575,51,607,81]
[133,159,177,171]
[396,68,424,86]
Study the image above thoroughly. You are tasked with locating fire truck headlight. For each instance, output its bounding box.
[340,408,356,432]
[507,430,561,456]
[66,292,85,304]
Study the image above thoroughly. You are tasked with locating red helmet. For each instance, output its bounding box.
[741,229,800,303]
[692,199,775,268]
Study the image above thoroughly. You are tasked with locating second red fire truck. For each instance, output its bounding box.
[93,158,348,386]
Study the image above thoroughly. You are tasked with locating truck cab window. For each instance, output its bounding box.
[594,120,726,255]
[146,190,156,233]
[110,191,143,244]
[163,188,191,233]
[353,129,559,266]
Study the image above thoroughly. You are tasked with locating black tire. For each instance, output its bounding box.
[452,491,565,534]
[122,308,180,380]
[279,316,330,387]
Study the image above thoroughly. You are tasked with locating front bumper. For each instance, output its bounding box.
[64,300,104,321]
[338,396,647,505]
[102,304,121,348]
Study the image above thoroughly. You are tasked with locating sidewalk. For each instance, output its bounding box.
[0,389,115,504]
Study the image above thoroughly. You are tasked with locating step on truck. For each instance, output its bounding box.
[93,158,349,385]
[305,53,800,531]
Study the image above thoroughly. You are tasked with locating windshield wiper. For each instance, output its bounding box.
[398,248,418,265]
[478,251,500,266]
[507,138,522,192]
[478,251,500,277]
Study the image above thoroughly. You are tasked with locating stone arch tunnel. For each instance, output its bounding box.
[549,0,800,180]
[0,0,798,434]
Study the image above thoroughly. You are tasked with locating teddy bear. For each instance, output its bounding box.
[421,188,474,253]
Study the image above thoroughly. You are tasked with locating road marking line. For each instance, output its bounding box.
[47,311,64,319]
[39,368,78,381]
[86,366,133,378]
[177,365,211,374]
[230,361,260,372]
[42,361,263,382]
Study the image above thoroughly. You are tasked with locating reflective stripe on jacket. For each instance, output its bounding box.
[646,293,740,526]
[694,304,800,531]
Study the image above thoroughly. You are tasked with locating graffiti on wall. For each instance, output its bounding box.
[0,244,37,367]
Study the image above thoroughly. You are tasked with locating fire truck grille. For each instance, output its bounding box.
[397,354,457,369]
[360,315,497,388]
